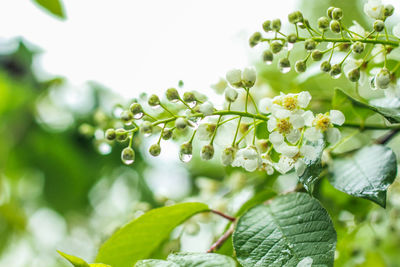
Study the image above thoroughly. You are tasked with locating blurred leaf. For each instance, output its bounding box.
[233,193,336,267]
[235,188,276,217]
[329,145,397,207]
[167,253,236,267]
[96,202,209,267]
[298,139,325,194]
[135,259,179,267]
[33,0,66,19]
[58,251,90,267]
[332,88,374,123]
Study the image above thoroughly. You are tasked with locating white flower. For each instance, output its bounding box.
[261,157,274,175]
[199,101,214,115]
[348,21,366,38]
[242,66,257,87]
[274,142,299,158]
[393,23,400,38]
[272,91,312,111]
[221,147,236,166]
[343,58,367,85]
[274,156,295,174]
[259,97,273,114]
[374,68,391,89]
[197,122,216,140]
[231,146,262,172]
[225,87,238,102]
[226,68,242,88]
[364,0,385,20]
[210,77,227,94]
[268,113,305,144]
[304,110,344,144]
[371,44,385,63]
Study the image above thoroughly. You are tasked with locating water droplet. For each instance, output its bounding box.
[265,59,273,65]
[179,152,192,163]
[143,132,152,137]
[331,72,341,79]
[121,147,135,165]
[122,157,134,165]
[133,112,144,119]
[279,65,291,74]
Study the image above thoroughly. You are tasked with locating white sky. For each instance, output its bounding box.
[0,0,296,97]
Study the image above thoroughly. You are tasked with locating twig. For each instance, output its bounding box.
[211,209,236,222]
[375,129,400,144]
[207,224,235,253]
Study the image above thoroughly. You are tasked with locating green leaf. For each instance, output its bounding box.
[235,188,277,217]
[298,139,325,193]
[233,193,336,267]
[255,122,269,139]
[96,202,209,267]
[32,0,66,19]
[135,259,179,267]
[167,252,236,267]
[57,251,90,267]
[328,145,397,207]
[332,88,374,123]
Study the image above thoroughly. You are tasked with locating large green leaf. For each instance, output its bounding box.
[332,88,374,123]
[58,251,111,267]
[135,259,179,267]
[329,145,397,207]
[33,0,66,19]
[135,253,235,267]
[96,203,209,267]
[298,139,325,193]
[233,193,336,267]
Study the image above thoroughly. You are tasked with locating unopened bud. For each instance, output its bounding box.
[287,33,297,43]
[278,58,291,73]
[115,128,128,142]
[330,64,342,78]
[183,91,196,102]
[141,121,153,135]
[311,50,323,61]
[327,6,335,19]
[270,41,283,54]
[320,61,331,72]
[375,68,391,89]
[373,20,385,32]
[242,66,256,88]
[121,147,135,165]
[166,88,179,102]
[262,20,272,32]
[332,8,343,20]
[384,4,394,17]
[318,16,330,31]
[175,117,188,130]
[149,143,161,156]
[105,128,116,141]
[295,60,307,73]
[162,128,173,140]
[262,50,274,63]
[288,11,303,24]
[352,41,364,54]
[226,68,243,88]
[348,68,360,82]
[304,39,317,51]
[201,144,214,160]
[272,19,281,31]
[121,110,134,124]
[148,94,160,106]
[221,147,235,166]
[249,32,262,47]
[225,87,238,102]
[330,20,341,33]
[129,103,143,118]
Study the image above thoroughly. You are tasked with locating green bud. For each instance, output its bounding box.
[317,16,330,31]
[175,117,188,130]
[295,60,307,73]
[338,43,350,51]
[375,68,391,89]
[288,11,303,24]
[270,41,283,54]
[262,20,272,32]
[179,142,193,162]
[166,88,179,102]
[262,50,274,63]
[141,121,153,135]
[352,41,364,54]
[149,143,161,156]
[327,6,335,19]
[384,4,394,17]
[183,91,196,102]
[178,80,184,88]
[373,20,385,32]
[79,123,94,136]
[201,144,214,160]
[320,61,331,72]
[221,147,235,166]
[287,33,297,43]
[348,68,360,82]
[249,32,262,47]
[278,58,291,73]
[105,128,116,141]
[311,50,323,61]
[162,128,173,140]
[330,64,342,78]
[121,147,135,165]
[116,128,128,142]
[304,39,317,51]
[148,94,160,106]
[330,20,341,33]
[129,103,143,119]
[332,8,343,20]
[120,110,134,124]
[272,19,281,31]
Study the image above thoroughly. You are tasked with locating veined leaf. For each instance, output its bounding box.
[329,145,397,207]
[233,193,336,267]
[95,202,209,267]
[33,0,66,19]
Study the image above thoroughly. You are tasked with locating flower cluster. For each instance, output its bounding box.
[98,67,344,177]
[249,0,400,96]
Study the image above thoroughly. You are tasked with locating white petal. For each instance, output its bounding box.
[327,127,341,144]
[267,117,277,132]
[273,108,292,119]
[269,131,284,145]
[275,156,295,174]
[300,145,317,160]
[276,143,299,158]
[244,159,260,172]
[210,77,227,94]
[286,129,301,144]
[302,110,314,126]
[329,110,345,125]
[290,114,305,129]
[297,91,311,108]
[242,66,256,85]
[226,69,242,87]
[394,23,400,39]
[304,127,322,141]
[199,101,214,115]
[295,159,306,177]
[259,98,273,114]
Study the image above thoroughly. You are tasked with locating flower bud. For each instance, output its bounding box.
[330,20,341,33]
[318,16,330,31]
[115,128,128,142]
[311,50,323,61]
[166,88,179,102]
[288,11,303,24]
[105,128,116,141]
[278,58,291,73]
[225,87,238,102]
[199,101,214,115]
[242,66,256,87]
[287,33,297,43]
[129,103,143,119]
[141,121,153,135]
[348,68,360,82]
[249,32,262,47]
[330,64,342,79]
[162,128,173,140]
[149,143,161,156]
[304,39,317,51]
[262,20,272,32]
[121,110,134,124]
[332,8,343,20]
[148,94,160,106]
[79,123,94,136]
[201,144,214,160]
[179,142,193,162]
[183,91,196,103]
[226,68,242,88]
[338,43,350,51]
[320,61,331,72]
[270,41,283,54]
[327,6,335,19]
[262,50,274,64]
[295,60,307,73]
[373,20,385,32]
[121,147,135,165]
[221,147,235,166]
[272,19,281,31]
[384,4,394,17]
[175,117,188,130]
[352,41,364,54]
[375,68,391,89]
